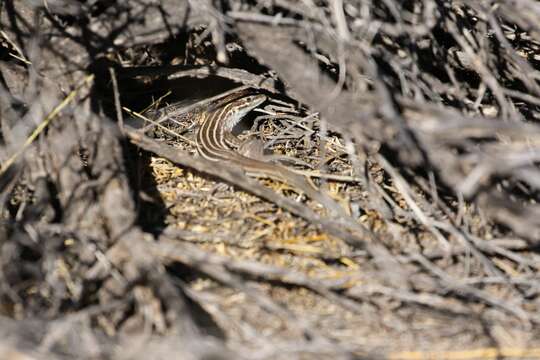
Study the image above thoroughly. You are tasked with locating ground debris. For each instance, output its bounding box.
[1,1,540,359]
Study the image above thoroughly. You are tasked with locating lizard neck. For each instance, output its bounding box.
[197,92,266,161]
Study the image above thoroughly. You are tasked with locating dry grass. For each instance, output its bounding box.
[1,1,540,359]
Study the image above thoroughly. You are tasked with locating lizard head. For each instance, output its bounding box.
[221,93,267,131]
[233,94,267,118]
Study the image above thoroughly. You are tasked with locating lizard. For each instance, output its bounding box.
[195,89,347,217]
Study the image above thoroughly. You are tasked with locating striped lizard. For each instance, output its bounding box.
[196,90,346,216]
